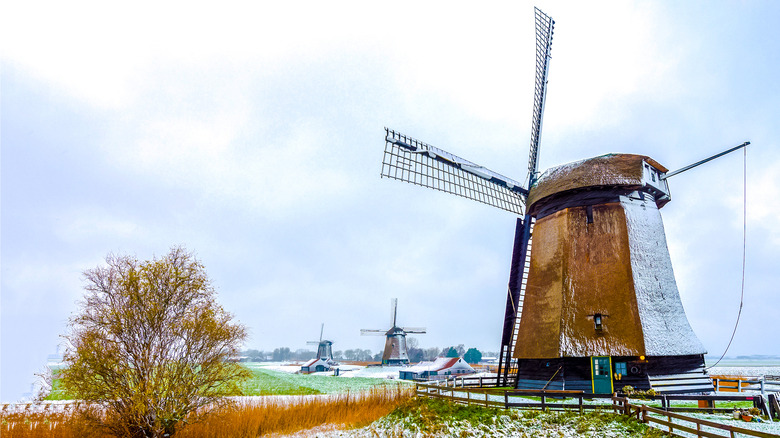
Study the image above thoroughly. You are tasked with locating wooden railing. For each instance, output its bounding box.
[613,397,779,438]
[415,380,779,437]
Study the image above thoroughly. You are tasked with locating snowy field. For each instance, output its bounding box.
[257,362,407,379]
[709,366,780,377]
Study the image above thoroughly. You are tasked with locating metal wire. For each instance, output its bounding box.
[706,145,747,371]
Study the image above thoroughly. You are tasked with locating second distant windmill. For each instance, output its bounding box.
[361,299,426,365]
[307,323,334,362]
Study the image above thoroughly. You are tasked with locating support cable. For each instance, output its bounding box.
[706,145,747,370]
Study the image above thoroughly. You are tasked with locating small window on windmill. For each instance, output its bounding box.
[594,313,603,331]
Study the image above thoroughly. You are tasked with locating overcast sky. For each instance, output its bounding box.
[2,1,779,402]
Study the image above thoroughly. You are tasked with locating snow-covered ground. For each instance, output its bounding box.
[256,361,411,379]
[709,366,780,377]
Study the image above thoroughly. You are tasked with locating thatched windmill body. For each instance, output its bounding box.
[362,299,426,365]
[380,8,748,393]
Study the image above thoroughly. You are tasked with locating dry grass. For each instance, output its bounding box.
[1,385,413,438]
[0,403,104,438]
[179,385,413,437]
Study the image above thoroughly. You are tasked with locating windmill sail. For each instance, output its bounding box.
[360,329,385,335]
[382,128,527,215]
[401,327,427,333]
[391,298,398,327]
[527,6,555,186]
[497,7,555,386]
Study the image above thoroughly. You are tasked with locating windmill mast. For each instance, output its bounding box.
[496,7,556,388]
[527,7,555,187]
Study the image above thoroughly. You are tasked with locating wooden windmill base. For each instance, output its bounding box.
[514,354,712,394]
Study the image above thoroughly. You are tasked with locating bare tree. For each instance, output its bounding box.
[61,247,251,437]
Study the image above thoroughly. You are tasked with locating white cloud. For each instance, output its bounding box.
[55,207,142,244]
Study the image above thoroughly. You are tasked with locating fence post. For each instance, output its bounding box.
[715,378,720,393]
[641,405,648,423]
[761,376,766,396]
[579,395,583,414]
[485,391,489,408]
[738,379,742,393]
[504,392,509,409]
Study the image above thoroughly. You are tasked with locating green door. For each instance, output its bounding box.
[591,356,613,394]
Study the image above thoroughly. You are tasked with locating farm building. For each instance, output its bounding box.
[399,357,475,381]
[300,358,331,374]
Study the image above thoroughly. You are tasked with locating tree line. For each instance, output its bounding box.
[241,341,494,364]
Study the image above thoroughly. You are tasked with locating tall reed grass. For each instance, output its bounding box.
[1,385,413,438]
[179,385,413,437]
[0,403,103,438]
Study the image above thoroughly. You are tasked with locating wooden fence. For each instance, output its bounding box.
[711,376,780,394]
[415,377,780,438]
[613,397,779,438]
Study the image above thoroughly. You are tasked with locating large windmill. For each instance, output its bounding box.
[307,323,334,362]
[361,298,426,365]
[380,7,748,393]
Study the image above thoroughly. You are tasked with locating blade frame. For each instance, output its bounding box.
[382,128,527,216]
[527,7,555,187]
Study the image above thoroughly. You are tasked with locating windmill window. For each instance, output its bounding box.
[586,205,594,224]
[594,313,603,330]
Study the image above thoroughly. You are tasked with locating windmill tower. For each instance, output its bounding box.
[361,298,426,365]
[380,7,748,393]
[307,323,334,362]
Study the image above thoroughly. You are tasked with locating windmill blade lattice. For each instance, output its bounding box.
[360,329,385,335]
[382,128,527,215]
[401,327,427,334]
[527,6,555,186]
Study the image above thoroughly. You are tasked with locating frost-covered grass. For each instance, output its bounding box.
[347,397,670,437]
[43,362,408,400]
[241,365,408,396]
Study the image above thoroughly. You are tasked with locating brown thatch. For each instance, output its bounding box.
[514,203,646,359]
[527,154,668,209]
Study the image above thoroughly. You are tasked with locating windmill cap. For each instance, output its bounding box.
[527,153,669,215]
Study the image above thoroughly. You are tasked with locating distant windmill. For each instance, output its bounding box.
[380,7,748,393]
[361,299,426,365]
[307,323,334,362]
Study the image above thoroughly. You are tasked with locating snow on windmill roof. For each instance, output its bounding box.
[528,154,669,211]
[302,358,328,368]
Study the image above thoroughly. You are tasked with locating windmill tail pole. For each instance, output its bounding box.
[662,141,750,179]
